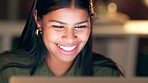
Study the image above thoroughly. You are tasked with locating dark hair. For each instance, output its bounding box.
[17,0,94,75]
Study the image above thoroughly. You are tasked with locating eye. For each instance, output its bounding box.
[75,25,87,28]
[52,25,65,28]
[74,25,89,32]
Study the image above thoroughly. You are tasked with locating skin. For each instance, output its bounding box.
[34,8,91,76]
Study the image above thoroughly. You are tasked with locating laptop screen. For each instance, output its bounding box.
[10,76,148,83]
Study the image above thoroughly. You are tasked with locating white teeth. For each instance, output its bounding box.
[58,45,76,51]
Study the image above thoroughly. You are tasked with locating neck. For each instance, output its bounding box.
[46,55,73,76]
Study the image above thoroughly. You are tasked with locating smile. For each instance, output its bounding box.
[58,44,76,52]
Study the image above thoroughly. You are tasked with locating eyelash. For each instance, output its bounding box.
[75,25,87,28]
[52,25,87,29]
[52,25,65,28]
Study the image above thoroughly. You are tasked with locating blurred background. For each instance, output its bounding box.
[0,0,148,77]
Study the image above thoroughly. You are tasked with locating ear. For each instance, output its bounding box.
[33,9,41,28]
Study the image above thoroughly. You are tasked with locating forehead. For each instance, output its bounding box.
[43,8,90,23]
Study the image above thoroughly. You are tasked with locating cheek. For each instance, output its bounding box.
[42,29,60,42]
[78,29,91,42]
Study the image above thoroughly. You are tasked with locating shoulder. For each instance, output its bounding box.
[0,49,33,83]
[0,49,33,67]
[92,52,123,76]
[0,49,34,71]
[93,52,116,66]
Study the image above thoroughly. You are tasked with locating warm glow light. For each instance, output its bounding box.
[108,3,117,13]
[124,21,148,34]
[143,0,148,7]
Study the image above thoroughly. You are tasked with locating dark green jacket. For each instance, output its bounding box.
[0,49,122,83]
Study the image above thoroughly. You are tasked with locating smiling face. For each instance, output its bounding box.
[35,8,91,64]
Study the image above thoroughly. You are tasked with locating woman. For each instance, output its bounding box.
[0,0,123,83]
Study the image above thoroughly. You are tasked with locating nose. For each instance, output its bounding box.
[62,28,77,43]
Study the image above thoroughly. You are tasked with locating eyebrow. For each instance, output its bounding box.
[75,21,89,25]
[49,20,89,25]
[50,20,66,24]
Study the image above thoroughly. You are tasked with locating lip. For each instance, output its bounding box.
[56,44,77,55]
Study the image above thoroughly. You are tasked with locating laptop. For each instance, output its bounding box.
[10,76,148,83]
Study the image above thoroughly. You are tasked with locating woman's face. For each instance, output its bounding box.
[36,8,91,63]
